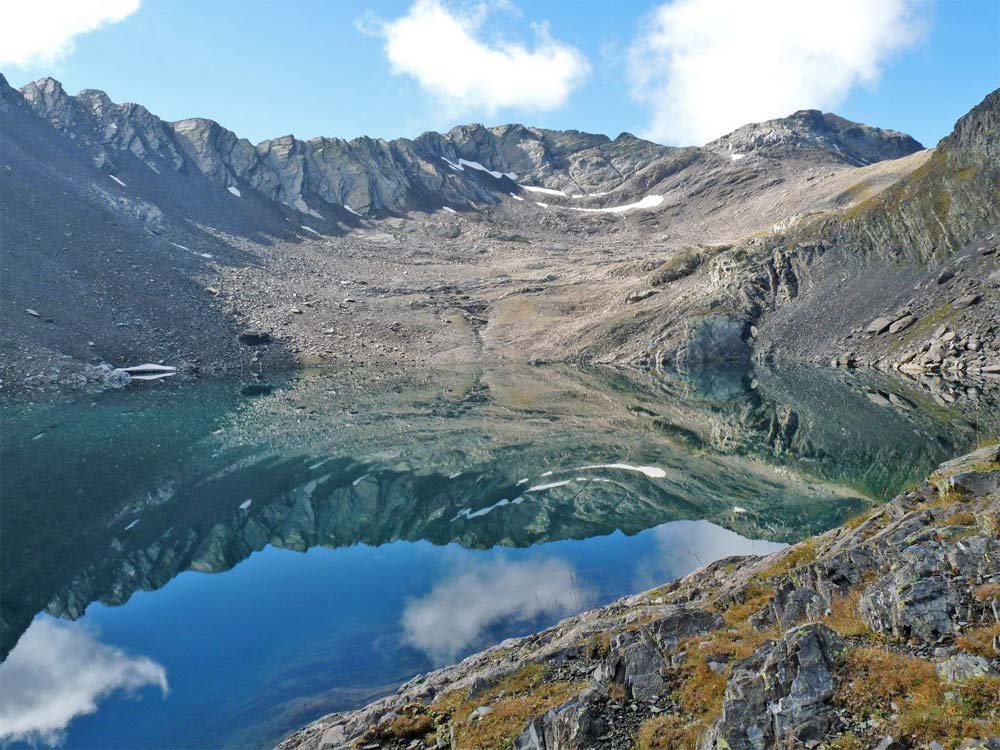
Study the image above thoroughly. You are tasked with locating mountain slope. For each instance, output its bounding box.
[574,88,1000,378]
[6,73,988,397]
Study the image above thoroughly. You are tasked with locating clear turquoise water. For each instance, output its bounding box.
[2,364,994,748]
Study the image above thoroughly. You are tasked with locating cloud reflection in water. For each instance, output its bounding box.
[0,617,168,746]
[634,519,787,591]
[402,557,592,663]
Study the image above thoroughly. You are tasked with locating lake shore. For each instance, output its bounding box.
[279,443,1000,750]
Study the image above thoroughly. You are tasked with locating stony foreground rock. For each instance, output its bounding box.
[278,444,1000,750]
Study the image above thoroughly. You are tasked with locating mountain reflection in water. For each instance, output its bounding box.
[2,363,997,749]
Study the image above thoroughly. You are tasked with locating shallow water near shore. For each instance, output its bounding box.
[2,363,998,749]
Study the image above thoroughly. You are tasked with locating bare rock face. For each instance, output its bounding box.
[705,109,923,166]
[701,624,845,750]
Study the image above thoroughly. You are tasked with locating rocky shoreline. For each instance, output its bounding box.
[278,444,1000,750]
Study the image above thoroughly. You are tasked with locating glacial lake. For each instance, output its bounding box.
[2,363,997,749]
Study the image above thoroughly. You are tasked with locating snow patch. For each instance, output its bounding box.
[344,205,362,216]
[124,519,139,531]
[352,473,370,487]
[526,480,572,492]
[732,506,748,513]
[239,499,252,510]
[535,201,549,208]
[459,159,517,180]
[441,157,517,180]
[169,242,212,259]
[451,496,525,521]
[109,175,126,187]
[575,463,667,479]
[509,193,524,201]
[227,186,242,197]
[448,471,462,479]
[520,184,568,197]
[729,153,746,162]
[568,195,664,214]
[300,225,322,235]
[442,206,458,214]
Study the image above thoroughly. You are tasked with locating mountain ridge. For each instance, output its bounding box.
[12,74,924,217]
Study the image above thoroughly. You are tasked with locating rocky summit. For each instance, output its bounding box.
[278,444,1000,750]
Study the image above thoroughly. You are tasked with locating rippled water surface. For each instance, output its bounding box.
[2,364,997,749]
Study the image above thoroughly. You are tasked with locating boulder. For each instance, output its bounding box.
[513,687,607,750]
[620,639,666,702]
[859,527,1000,644]
[937,653,996,683]
[888,315,916,334]
[238,328,273,345]
[701,624,844,750]
[648,606,725,651]
[866,317,893,334]
[952,293,981,309]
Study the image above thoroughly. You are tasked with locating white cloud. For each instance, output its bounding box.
[628,0,924,145]
[402,557,591,662]
[0,618,168,746]
[369,0,590,116]
[0,0,140,68]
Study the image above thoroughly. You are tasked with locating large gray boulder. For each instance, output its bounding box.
[513,686,607,750]
[701,624,844,750]
[859,528,1000,644]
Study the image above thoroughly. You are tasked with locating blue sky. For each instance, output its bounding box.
[2,0,998,148]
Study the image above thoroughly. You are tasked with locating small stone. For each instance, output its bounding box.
[627,289,659,303]
[936,270,955,284]
[467,706,492,721]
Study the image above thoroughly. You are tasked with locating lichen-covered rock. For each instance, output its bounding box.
[859,527,1000,644]
[513,686,608,750]
[937,653,996,683]
[701,624,844,750]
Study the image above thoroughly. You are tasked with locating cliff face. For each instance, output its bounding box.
[277,444,1000,750]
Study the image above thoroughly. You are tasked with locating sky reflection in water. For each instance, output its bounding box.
[3,362,996,748]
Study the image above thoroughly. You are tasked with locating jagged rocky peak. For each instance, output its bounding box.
[705,108,924,166]
[440,122,674,193]
[20,76,77,126]
[170,117,266,190]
